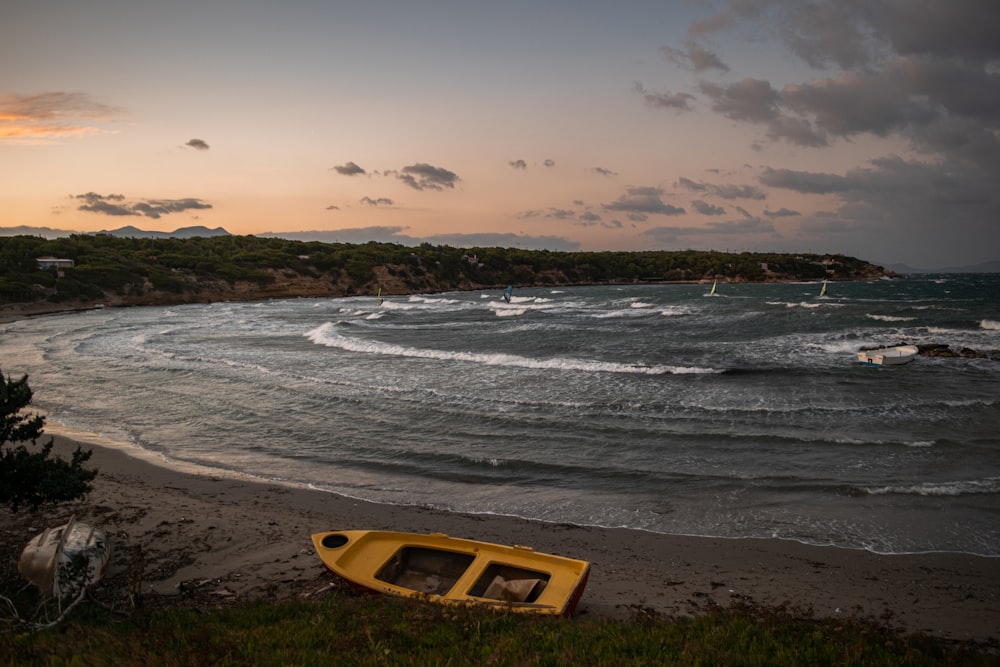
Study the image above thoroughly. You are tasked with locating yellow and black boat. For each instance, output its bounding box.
[311,529,590,616]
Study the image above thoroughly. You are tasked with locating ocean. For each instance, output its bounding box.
[3,275,998,556]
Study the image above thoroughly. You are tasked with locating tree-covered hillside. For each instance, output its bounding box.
[0,234,890,308]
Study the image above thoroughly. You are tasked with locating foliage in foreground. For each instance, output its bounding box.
[0,370,96,513]
[1,593,993,667]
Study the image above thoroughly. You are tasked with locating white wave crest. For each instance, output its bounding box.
[305,322,719,375]
[981,319,1000,331]
[767,300,823,309]
[867,314,915,322]
[865,477,1000,497]
[495,308,527,317]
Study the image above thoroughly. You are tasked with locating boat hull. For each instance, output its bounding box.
[18,517,111,598]
[857,345,919,366]
[311,530,590,616]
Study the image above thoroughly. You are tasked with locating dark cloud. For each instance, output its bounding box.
[677,177,707,192]
[699,78,780,124]
[679,177,765,200]
[634,83,696,111]
[257,226,409,244]
[677,1,1000,168]
[661,41,730,72]
[397,163,459,191]
[603,186,685,216]
[543,159,556,167]
[74,192,211,219]
[509,159,527,170]
[644,217,775,244]
[759,168,850,194]
[713,183,766,200]
[185,138,210,150]
[360,196,394,206]
[546,208,575,220]
[764,207,801,217]
[593,167,618,177]
[691,200,726,216]
[333,161,366,176]
[423,232,579,251]
[325,204,340,211]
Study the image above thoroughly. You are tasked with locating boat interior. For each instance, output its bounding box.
[375,546,550,602]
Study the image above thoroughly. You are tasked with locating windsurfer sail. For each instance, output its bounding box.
[709,279,717,296]
[819,279,827,298]
[376,287,384,306]
[503,285,513,304]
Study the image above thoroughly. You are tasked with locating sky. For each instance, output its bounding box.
[2,0,998,270]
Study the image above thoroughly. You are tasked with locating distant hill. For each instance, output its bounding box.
[0,225,72,239]
[0,225,230,239]
[98,225,231,239]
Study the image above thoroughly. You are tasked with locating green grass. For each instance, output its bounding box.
[2,594,994,666]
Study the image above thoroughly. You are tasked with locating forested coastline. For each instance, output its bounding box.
[1,234,892,312]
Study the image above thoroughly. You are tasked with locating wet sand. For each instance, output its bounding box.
[4,435,996,645]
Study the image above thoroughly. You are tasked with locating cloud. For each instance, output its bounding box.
[677,177,707,192]
[423,232,579,251]
[764,207,801,218]
[603,186,685,216]
[257,226,410,244]
[262,226,578,251]
[759,168,850,194]
[545,208,576,220]
[325,204,340,211]
[644,216,776,244]
[509,159,527,170]
[333,161,366,176]
[634,82,696,111]
[691,200,726,216]
[360,196,394,206]
[699,78,780,125]
[74,192,211,219]
[677,1,1000,170]
[593,167,618,177]
[185,138,210,150]
[0,91,117,142]
[397,163,460,191]
[678,177,766,200]
[660,41,730,73]
[543,159,556,167]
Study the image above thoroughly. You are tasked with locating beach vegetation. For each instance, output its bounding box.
[0,591,993,666]
[0,371,96,513]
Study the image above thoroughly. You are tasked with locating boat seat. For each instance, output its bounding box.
[482,576,546,602]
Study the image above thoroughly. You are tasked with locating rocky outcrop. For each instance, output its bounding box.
[918,344,1000,361]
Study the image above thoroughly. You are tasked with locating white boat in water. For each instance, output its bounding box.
[857,344,919,366]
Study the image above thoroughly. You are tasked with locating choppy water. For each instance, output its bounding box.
[3,275,999,555]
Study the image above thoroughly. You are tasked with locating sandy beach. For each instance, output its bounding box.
[2,434,996,646]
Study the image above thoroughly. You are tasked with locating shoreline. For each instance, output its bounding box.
[39,416,1000,562]
[4,434,997,645]
[0,276,851,325]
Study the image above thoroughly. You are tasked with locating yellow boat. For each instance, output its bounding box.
[311,530,590,616]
